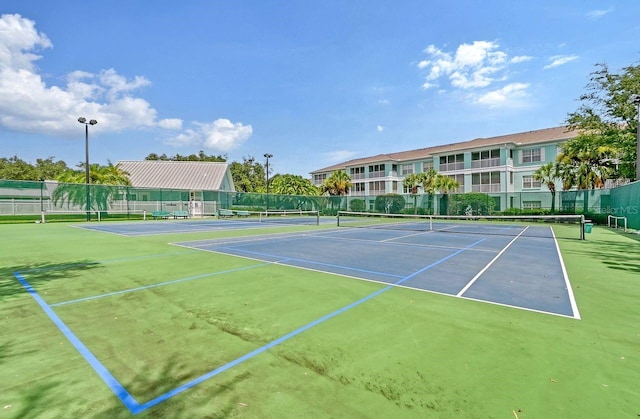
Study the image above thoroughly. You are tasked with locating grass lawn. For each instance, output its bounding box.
[1,221,639,418]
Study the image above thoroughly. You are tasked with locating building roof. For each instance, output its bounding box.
[116,160,235,191]
[310,126,580,173]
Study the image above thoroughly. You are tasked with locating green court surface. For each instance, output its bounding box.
[1,221,639,418]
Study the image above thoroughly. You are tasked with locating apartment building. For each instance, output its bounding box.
[310,126,580,212]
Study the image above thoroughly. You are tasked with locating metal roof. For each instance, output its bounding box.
[310,126,580,173]
[116,160,235,191]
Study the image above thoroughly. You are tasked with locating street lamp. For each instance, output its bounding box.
[78,117,98,221]
[264,153,273,209]
[630,94,640,181]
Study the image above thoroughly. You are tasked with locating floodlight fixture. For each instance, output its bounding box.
[78,117,98,221]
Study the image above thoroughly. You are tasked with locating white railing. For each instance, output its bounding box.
[470,158,500,168]
[439,162,464,172]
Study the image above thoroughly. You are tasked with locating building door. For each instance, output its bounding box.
[189,191,203,216]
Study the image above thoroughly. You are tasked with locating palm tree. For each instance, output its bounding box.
[403,173,422,214]
[534,163,559,213]
[434,175,460,215]
[320,170,352,212]
[53,162,131,212]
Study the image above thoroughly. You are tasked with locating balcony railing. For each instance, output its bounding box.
[471,184,502,193]
[368,170,385,178]
[470,158,500,169]
[439,162,464,172]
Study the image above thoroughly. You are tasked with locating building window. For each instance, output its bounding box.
[369,180,385,195]
[439,154,464,171]
[521,148,543,163]
[522,175,541,189]
[313,173,327,185]
[352,182,365,196]
[368,164,386,178]
[349,166,365,180]
[523,201,542,210]
[401,164,414,176]
[471,149,500,168]
[422,160,434,172]
[471,171,501,193]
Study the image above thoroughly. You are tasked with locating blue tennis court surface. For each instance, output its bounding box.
[175,226,580,319]
[74,217,331,236]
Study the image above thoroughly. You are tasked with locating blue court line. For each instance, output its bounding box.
[50,262,272,307]
[13,238,483,414]
[13,272,139,409]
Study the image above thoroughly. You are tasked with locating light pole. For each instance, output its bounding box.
[630,94,640,181]
[264,153,273,209]
[78,117,98,221]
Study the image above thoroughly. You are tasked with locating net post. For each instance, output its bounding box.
[580,215,585,240]
[41,210,45,224]
[337,211,341,227]
[315,210,320,226]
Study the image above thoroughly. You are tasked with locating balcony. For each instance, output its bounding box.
[470,158,500,169]
[471,184,502,193]
[439,162,464,172]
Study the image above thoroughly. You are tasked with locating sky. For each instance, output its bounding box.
[1,1,639,178]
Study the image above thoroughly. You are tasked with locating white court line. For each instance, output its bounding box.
[456,226,530,297]
[553,228,581,319]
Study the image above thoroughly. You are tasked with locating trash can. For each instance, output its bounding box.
[584,223,593,233]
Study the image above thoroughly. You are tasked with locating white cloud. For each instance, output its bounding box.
[168,118,252,152]
[377,99,390,105]
[0,13,51,71]
[586,8,614,20]
[544,55,578,69]
[418,41,520,90]
[158,118,183,130]
[476,83,529,108]
[377,125,384,132]
[0,13,214,139]
[510,55,533,64]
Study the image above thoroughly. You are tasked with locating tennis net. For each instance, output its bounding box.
[220,209,320,226]
[336,211,586,240]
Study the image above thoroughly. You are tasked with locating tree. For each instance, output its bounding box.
[320,170,352,196]
[0,156,68,180]
[555,135,616,189]
[320,170,351,212]
[374,194,405,214]
[402,169,438,214]
[229,157,266,193]
[53,162,131,211]
[144,151,226,162]
[534,163,560,213]
[0,156,38,180]
[34,157,68,180]
[434,175,460,215]
[565,61,640,181]
[434,174,460,194]
[269,174,319,195]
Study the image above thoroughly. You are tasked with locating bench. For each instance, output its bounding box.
[236,210,250,217]
[218,209,235,218]
[172,210,189,219]
[151,211,171,220]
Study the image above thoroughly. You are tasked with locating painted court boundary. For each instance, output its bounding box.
[12,238,483,414]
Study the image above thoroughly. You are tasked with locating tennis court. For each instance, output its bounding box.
[3,216,639,418]
[175,219,579,318]
[75,210,325,236]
